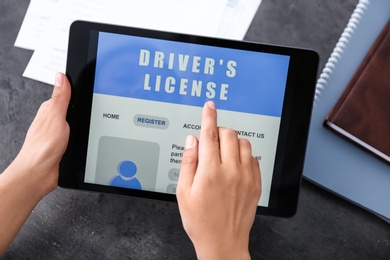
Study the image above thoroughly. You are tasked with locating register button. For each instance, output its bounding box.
[134,114,169,129]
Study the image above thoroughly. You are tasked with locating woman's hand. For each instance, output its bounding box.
[0,73,71,255]
[177,101,262,260]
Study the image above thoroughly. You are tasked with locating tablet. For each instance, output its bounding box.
[59,20,318,217]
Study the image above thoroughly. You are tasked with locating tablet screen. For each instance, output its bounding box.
[61,21,318,216]
[85,31,288,207]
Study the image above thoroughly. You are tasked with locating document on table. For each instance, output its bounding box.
[14,0,61,50]
[15,0,262,85]
[216,0,262,39]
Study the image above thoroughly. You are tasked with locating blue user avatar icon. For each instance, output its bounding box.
[109,160,142,190]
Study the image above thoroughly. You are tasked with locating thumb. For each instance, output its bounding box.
[50,72,71,118]
[177,135,199,197]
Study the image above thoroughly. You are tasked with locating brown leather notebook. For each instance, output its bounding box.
[324,19,390,164]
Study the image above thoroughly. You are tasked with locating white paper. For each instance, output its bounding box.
[23,0,228,85]
[14,0,61,50]
[216,0,262,40]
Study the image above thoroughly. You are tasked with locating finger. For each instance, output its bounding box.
[199,101,220,163]
[50,72,71,119]
[218,128,240,163]
[177,135,199,197]
[238,138,252,164]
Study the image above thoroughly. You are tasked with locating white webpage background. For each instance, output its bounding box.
[85,94,281,207]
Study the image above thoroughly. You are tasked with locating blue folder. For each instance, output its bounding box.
[303,0,390,222]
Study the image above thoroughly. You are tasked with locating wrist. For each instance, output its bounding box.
[193,238,251,260]
[0,159,49,255]
[3,156,53,201]
[195,248,251,260]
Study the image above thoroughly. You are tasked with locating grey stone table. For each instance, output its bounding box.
[1,0,390,259]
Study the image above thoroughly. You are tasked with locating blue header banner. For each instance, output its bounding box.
[94,32,290,117]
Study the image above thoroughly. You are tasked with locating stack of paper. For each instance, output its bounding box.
[15,0,262,85]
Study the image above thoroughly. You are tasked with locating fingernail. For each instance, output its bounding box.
[55,72,63,86]
[185,135,195,149]
[207,100,216,109]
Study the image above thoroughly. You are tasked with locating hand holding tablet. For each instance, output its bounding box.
[0,19,318,257]
[59,21,319,217]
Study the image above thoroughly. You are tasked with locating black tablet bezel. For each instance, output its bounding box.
[59,20,318,217]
